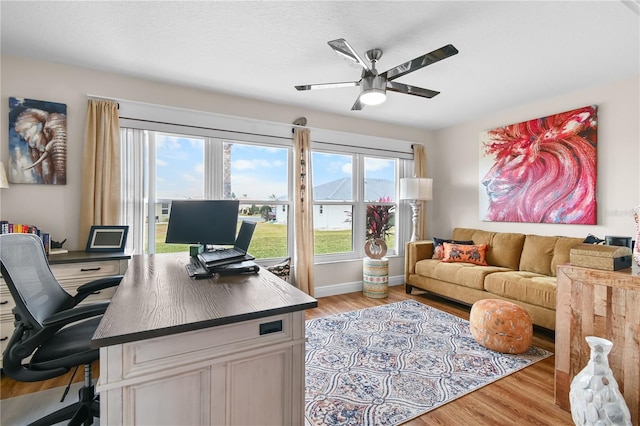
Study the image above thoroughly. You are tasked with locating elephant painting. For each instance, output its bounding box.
[8,97,67,185]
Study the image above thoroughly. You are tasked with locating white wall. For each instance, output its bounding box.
[2,55,638,294]
[428,76,640,240]
[0,55,428,290]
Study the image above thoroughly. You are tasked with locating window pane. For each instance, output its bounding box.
[225,143,288,200]
[314,205,353,254]
[153,134,206,254]
[312,152,353,201]
[245,207,289,259]
[156,134,205,199]
[364,157,396,202]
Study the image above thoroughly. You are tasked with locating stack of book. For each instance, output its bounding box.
[0,220,54,255]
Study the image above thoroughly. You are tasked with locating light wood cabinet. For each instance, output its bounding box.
[555,263,640,425]
[93,253,317,426]
[0,252,129,368]
[99,311,306,425]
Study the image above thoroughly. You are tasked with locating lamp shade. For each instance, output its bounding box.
[0,163,8,189]
[400,177,432,201]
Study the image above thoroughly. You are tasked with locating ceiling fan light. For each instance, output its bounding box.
[360,74,387,105]
[360,89,387,105]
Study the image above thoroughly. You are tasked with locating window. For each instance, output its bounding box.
[311,152,399,260]
[121,130,291,259]
[311,152,354,256]
[119,103,415,262]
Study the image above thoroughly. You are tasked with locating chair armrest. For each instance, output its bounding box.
[5,302,109,374]
[405,240,434,281]
[42,302,109,328]
[74,275,122,304]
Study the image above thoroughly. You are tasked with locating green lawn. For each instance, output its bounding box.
[153,221,394,258]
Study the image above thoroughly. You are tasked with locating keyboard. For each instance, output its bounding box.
[185,257,212,278]
[200,248,244,262]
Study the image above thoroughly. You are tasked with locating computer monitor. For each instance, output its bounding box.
[165,200,240,246]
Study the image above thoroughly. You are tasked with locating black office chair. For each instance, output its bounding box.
[0,233,122,426]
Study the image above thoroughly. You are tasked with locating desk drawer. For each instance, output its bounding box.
[119,313,294,377]
[52,260,121,282]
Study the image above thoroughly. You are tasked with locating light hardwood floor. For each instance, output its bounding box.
[1,285,574,425]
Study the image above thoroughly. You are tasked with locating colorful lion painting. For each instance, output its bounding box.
[479,106,597,224]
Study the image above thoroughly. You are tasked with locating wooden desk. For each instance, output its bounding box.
[555,263,640,425]
[92,253,317,426]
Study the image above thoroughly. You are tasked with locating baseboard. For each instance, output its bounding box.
[314,274,404,298]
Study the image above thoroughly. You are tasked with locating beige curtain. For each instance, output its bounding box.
[293,128,314,296]
[79,99,121,247]
[413,144,428,240]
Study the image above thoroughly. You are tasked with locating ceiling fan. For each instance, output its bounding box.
[295,38,459,110]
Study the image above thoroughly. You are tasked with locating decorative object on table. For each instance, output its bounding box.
[8,97,68,185]
[569,243,632,271]
[364,197,394,258]
[0,162,9,188]
[469,299,532,354]
[400,177,432,241]
[49,238,68,255]
[85,225,128,252]
[634,206,640,265]
[569,336,632,426]
[479,105,597,224]
[305,300,551,426]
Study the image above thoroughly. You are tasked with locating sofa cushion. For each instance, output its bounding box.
[415,259,509,291]
[442,242,488,266]
[519,235,557,275]
[452,228,525,270]
[483,271,556,310]
[550,236,584,277]
[432,237,474,259]
[488,232,526,270]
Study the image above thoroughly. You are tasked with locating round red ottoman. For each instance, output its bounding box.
[469,299,533,354]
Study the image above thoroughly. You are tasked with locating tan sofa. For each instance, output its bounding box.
[404,228,583,330]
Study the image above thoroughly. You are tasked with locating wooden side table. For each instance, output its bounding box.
[555,263,640,425]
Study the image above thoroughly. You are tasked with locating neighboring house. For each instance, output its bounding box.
[273,177,395,229]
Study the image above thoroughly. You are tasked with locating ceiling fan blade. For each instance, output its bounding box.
[328,38,370,71]
[387,81,440,98]
[351,97,364,111]
[383,44,459,81]
[295,81,360,91]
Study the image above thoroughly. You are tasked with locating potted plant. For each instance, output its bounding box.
[365,196,395,259]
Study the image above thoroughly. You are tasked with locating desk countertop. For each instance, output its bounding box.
[91,253,317,348]
[48,250,131,264]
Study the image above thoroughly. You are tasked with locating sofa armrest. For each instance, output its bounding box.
[405,240,434,281]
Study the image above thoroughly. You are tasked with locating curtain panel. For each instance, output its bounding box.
[79,99,122,247]
[293,128,314,296]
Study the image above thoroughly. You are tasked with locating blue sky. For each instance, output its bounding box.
[155,134,395,200]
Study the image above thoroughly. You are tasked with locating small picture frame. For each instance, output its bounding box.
[85,225,129,252]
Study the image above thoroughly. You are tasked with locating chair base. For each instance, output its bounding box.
[28,365,99,426]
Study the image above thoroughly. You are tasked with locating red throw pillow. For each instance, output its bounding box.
[442,242,488,266]
[432,237,474,259]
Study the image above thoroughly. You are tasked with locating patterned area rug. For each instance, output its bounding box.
[305,299,551,426]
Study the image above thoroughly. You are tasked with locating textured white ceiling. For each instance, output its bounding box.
[1,1,638,130]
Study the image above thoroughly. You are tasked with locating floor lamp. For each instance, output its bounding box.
[400,177,432,242]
